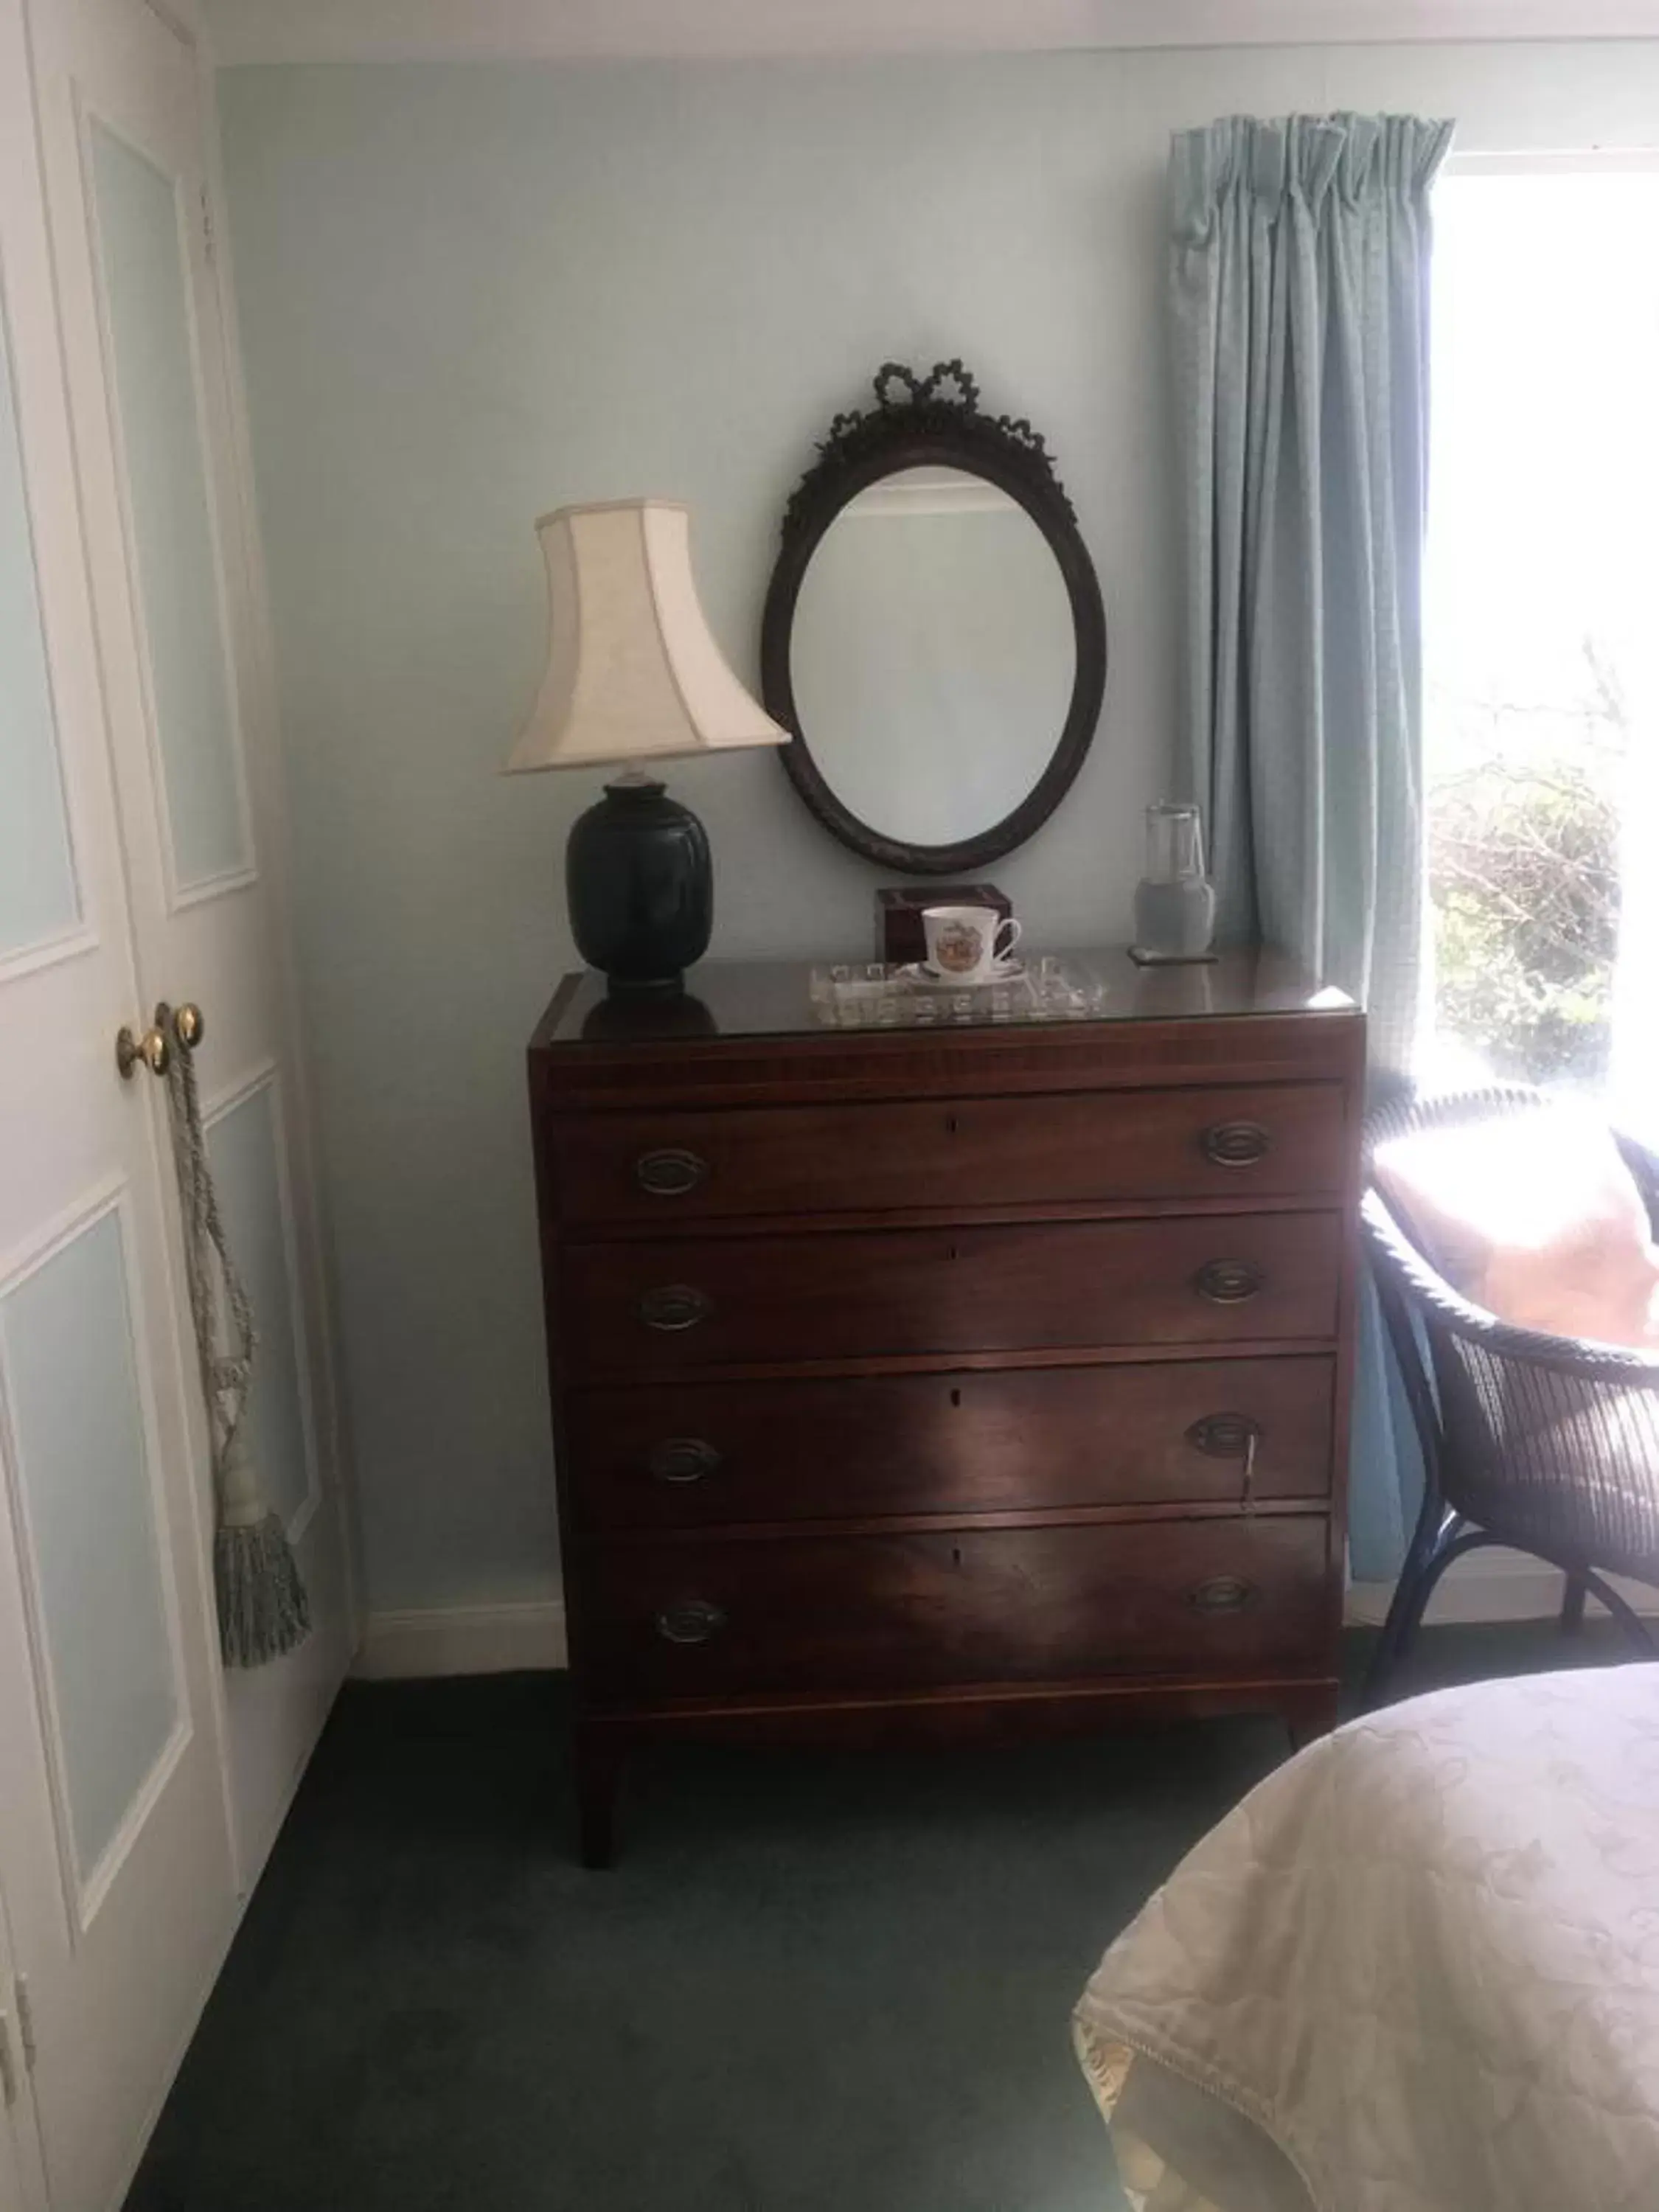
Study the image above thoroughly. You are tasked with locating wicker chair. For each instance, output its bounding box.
[1361,1084,1659,1706]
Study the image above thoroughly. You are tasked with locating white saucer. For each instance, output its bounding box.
[902,958,1026,987]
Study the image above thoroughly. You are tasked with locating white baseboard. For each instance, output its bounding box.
[354,1599,568,1679]
[1346,1548,1659,1629]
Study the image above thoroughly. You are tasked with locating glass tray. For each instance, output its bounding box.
[807,955,1110,1029]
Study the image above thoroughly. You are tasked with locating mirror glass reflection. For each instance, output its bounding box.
[787,466,1076,851]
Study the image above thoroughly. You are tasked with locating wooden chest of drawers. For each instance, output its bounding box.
[529,949,1364,1863]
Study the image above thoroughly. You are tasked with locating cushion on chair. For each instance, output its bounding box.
[1373,1103,1659,1349]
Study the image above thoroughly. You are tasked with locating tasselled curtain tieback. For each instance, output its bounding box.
[159,1002,310,1668]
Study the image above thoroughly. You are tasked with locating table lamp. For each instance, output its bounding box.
[505,499,789,994]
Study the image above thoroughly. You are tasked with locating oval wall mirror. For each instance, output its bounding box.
[761,361,1107,876]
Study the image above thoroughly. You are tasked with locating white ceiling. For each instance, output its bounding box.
[202,0,1659,69]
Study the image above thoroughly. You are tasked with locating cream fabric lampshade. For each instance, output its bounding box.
[505,499,788,773]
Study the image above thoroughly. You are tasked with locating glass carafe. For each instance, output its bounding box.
[1133,803,1217,960]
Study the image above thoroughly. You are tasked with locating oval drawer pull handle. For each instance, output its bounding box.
[647,1437,723,1485]
[635,1147,709,1198]
[1190,1575,1255,1615]
[636,1284,712,1332]
[1202,1119,1270,1169]
[1194,1258,1264,1305]
[655,1596,726,1646]
[1186,1413,1262,1458]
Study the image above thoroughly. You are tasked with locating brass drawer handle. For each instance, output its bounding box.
[655,1596,726,1646]
[1190,1575,1255,1615]
[1186,1413,1262,1458]
[636,1284,712,1332]
[1203,1119,1270,1169]
[1194,1258,1264,1305]
[636,1147,709,1198]
[647,1437,723,1485]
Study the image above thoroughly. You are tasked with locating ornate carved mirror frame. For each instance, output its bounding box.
[760,360,1109,876]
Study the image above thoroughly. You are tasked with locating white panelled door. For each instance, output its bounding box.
[0,2120,35,2212]
[0,1889,46,2212]
[28,0,355,1896]
[0,0,236,2205]
[0,0,355,2202]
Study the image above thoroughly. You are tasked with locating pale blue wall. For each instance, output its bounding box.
[218,43,1659,1615]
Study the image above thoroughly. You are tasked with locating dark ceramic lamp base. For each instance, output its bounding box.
[566,775,712,995]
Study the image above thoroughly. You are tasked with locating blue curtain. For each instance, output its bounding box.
[1168,112,1452,1577]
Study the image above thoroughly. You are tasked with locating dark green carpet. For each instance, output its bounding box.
[125,1620,1630,2212]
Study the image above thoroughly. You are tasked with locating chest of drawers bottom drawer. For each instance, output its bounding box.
[580,1514,1332,1707]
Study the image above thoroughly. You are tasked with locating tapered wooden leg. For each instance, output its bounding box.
[574,1724,622,1870]
[1284,1683,1340,1756]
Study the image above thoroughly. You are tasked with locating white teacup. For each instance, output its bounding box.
[921,905,1022,984]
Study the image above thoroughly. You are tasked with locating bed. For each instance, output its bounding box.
[1073,1665,1659,2211]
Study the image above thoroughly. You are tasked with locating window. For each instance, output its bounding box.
[1423,160,1659,1128]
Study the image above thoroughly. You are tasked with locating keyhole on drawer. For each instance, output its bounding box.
[950,1387,961,1409]
[951,1544,962,1567]
[945,1112,958,1135]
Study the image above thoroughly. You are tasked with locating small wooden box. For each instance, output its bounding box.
[875,883,1012,966]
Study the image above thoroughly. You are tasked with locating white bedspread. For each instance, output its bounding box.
[1074,1666,1659,2212]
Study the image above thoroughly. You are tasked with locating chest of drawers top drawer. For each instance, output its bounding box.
[548,1082,1350,1225]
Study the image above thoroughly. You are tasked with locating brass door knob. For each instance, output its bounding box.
[171,1002,204,1051]
[116,1024,170,1080]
